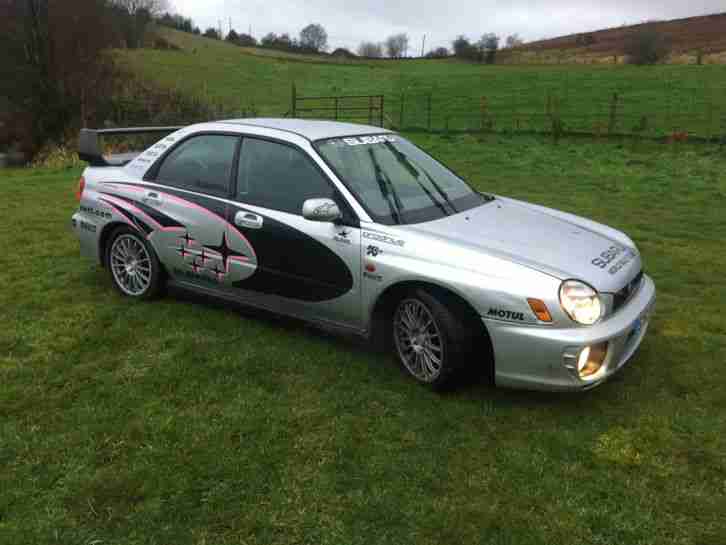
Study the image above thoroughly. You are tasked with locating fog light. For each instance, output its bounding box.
[576,342,608,380]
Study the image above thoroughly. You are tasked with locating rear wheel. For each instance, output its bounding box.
[392,289,476,390]
[106,226,163,299]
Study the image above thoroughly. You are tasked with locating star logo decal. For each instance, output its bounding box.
[179,231,195,246]
[176,245,191,259]
[198,247,212,265]
[211,263,225,281]
[204,232,246,272]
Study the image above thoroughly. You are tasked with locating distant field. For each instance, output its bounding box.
[2,135,725,544]
[117,28,726,137]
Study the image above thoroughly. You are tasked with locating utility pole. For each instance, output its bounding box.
[421,34,426,57]
[229,17,232,35]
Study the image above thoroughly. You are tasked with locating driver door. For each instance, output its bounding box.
[225,136,363,329]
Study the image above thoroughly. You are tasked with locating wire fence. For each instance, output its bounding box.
[102,78,726,143]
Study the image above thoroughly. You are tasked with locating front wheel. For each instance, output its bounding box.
[106,226,164,299]
[392,289,474,390]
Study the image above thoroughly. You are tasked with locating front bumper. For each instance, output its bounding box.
[485,274,656,392]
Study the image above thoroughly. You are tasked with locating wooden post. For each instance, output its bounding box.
[379,95,385,127]
[608,92,619,135]
[368,96,373,125]
[399,93,405,129]
[291,83,297,118]
[427,93,432,132]
[334,96,339,121]
[480,96,488,132]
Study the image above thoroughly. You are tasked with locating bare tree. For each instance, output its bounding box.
[505,34,523,48]
[425,47,449,58]
[203,27,221,40]
[112,0,169,17]
[385,33,409,58]
[452,35,477,60]
[477,33,500,64]
[299,23,328,53]
[358,41,383,58]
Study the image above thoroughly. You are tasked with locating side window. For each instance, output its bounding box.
[156,134,239,197]
[237,138,334,215]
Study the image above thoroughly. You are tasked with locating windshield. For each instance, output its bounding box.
[315,135,489,225]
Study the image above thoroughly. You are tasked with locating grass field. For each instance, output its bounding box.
[2,134,725,544]
[117,28,726,136]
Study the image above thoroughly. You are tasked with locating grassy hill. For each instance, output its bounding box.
[117,28,726,137]
[505,13,726,65]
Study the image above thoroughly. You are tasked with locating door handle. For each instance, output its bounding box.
[235,211,263,229]
[142,191,162,206]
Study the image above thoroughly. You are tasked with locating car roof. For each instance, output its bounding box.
[216,118,393,141]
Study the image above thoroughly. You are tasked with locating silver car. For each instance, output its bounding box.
[72,119,655,391]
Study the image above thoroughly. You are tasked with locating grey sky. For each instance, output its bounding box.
[172,0,724,52]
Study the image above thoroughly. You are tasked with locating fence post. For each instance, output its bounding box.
[480,96,488,132]
[427,93,432,132]
[368,96,373,125]
[334,96,339,121]
[379,95,385,128]
[608,92,619,135]
[399,93,405,129]
[291,83,297,118]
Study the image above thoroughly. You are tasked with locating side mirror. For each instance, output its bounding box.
[302,198,342,223]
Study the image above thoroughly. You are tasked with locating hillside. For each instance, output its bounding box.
[116,27,726,138]
[506,13,726,65]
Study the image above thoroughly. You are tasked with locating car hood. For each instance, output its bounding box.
[401,197,641,293]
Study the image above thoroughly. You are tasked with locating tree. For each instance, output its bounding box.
[204,27,220,40]
[1,0,121,154]
[237,33,257,47]
[425,47,449,58]
[477,33,500,64]
[299,23,327,53]
[112,0,169,16]
[110,0,169,48]
[452,35,477,60]
[505,34,523,48]
[226,29,239,42]
[624,26,671,65]
[385,33,408,58]
[358,41,383,58]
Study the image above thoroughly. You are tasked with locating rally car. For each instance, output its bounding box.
[72,119,655,391]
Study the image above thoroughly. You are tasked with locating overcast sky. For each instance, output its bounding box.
[172,0,725,52]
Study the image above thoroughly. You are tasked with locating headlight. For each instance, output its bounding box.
[559,280,603,325]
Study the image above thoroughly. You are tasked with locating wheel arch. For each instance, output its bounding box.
[98,221,129,267]
[369,280,495,379]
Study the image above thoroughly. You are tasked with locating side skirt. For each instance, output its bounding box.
[169,280,369,339]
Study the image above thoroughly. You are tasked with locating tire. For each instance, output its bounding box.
[391,288,477,390]
[105,226,164,300]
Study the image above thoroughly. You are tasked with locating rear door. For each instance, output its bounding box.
[225,136,363,329]
[100,133,259,290]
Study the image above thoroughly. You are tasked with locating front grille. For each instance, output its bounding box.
[612,270,644,314]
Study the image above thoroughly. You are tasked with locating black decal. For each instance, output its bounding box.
[366,245,382,257]
[487,308,525,321]
[231,206,353,302]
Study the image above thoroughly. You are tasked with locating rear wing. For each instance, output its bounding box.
[78,126,184,167]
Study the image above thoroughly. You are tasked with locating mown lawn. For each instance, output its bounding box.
[118,28,726,136]
[1,135,725,545]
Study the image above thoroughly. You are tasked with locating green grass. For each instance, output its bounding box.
[2,135,725,544]
[118,28,726,136]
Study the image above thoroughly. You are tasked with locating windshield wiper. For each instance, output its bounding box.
[384,142,457,215]
[368,147,404,224]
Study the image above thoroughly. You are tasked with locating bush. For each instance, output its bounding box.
[624,26,671,65]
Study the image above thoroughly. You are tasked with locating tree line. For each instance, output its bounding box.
[0,0,170,156]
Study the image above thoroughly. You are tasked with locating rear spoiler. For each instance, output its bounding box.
[79,126,184,167]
